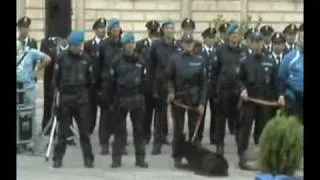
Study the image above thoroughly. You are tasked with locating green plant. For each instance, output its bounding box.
[258,110,303,176]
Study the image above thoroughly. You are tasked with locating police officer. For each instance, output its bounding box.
[237,32,279,169]
[198,27,218,144]
[166,34,207,167]
[136,20,162,144]
[283,24,298,54]
[260,25,274,54]
[136,20,160,54]
[215,24,247,155]
[278,23,303,122]
[243,28,258,47]
[149,20,180,155]
[40,37,74,142]
[17,16,37,49]
[110,32,148,168]
[215,23,230,48]
[99,18,128,155]
[271,32,286,67]
[181,18,195,38]
[84,17,107,134]
[52,31,94,168]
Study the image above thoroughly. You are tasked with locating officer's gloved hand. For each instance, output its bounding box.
[240,88,248,100]
[278,95,286,107]
[167,91,175,103]
[197,104,205,115]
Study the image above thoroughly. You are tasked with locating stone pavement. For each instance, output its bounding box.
[17,81,303,180]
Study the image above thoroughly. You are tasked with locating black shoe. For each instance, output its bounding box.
[100,144,109,155]
[122,147,128,155]
[66,138,76,146]
[151,143,161,155]
[216,145,224,155]
[210,139,216,145]
[53,160,62,168]
[84,158,94,168]
[135,155,148,168]
[162,138,170,145]
[144,137,151,145]
[174,158,183,168]
[111,156,122,168]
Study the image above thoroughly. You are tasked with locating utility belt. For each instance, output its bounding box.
[175,87,200,106]
[116,93,144,110]
[117,87,141,97]
[60,85,88,94]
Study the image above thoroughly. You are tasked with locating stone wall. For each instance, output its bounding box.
[19,0,303,42]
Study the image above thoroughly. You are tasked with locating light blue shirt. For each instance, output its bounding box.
[17,48,46,88]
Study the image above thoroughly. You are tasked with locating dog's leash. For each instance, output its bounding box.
[237,97,280,109]
[171,100,203,143]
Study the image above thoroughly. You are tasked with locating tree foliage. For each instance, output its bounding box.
[258,110,303,176]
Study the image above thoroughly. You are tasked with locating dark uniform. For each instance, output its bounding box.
[149,36,180,155]
[271,32,286,67]
[98,18,126,155]
[136,20,162,144]
[165,35,207,166]
[110,36,148,168]
[83,18,107,134]
[52,31,94,168]
[260,25,274,54]
[40,37,73,138]
[176,18,195,48]
[197,27,219,144]
[237,33,278,168]
[215,23,230,48]
[283,24,298,55]
[215,39,247,154]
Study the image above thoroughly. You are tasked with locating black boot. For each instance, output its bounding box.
[174,158,183,168]
[53,159,62,168]
[151,143,161,155]
[66,137,77,146]
[84,158,94,168]
[162,138,170,145]
[111,156,122,168]
[216,144,224,155]
[100,144,109,155]
[122,146,128,155]
[135,155,148,168]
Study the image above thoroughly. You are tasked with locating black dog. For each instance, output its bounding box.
[172,134,229,176]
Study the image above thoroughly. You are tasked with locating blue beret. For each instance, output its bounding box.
[161,20,175,28]
[107,18,120,30]
[121,32,135,45]
[226,24,240,35]
[67,31,85,46]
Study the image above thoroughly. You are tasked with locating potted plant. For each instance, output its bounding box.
[255,111,303,180]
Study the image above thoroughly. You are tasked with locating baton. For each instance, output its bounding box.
[237,97,280,109]
[171,100,203,143]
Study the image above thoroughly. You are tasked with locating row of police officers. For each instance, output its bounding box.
[17,16,303,169]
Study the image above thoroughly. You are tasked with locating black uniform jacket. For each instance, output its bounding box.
[99,38,122,92]
[165,51,207,106]
[239,53,278,100]
[84,38,103,90]
[215,44,247,90]
[197,46,218,98]
[110,52,147,109]
[149,39,181,97]
[54,50,93,104]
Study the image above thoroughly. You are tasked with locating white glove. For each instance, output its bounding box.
[240,89,248,100]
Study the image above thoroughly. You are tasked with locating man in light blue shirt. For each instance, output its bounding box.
[16,40,51,146]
